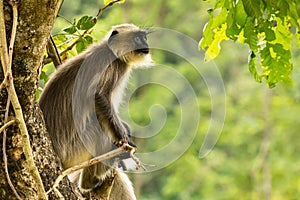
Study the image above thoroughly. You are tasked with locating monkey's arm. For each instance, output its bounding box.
[95,94,131,147]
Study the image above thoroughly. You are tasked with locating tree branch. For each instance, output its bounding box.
[95,0,123,18]
[46,36,62,68]
[0,0,9,73]
[0,0,47,199]
[47,143,139,197]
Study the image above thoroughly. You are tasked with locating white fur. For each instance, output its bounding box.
[111,70,132,112]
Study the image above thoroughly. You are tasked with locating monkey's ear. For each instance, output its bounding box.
[110,30,119,38]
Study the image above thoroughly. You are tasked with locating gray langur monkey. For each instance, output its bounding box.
[39,24,152,199]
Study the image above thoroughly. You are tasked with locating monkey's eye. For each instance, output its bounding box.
[134,36,142,44]
[134,33,147,44]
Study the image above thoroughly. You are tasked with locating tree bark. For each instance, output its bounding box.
[0,0,77,199]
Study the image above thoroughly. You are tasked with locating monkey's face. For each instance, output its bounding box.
[107,24,152,66]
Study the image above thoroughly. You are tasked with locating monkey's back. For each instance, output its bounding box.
[39,52,90,168]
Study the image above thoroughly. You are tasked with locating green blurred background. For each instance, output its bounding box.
[51,0,300,199]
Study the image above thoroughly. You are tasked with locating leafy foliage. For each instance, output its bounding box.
[59,15,96,54]
[199,0,300,87]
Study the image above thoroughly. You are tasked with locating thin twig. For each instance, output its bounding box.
[7,0,19,67]
[2,97,22,200]
[96,0,122,18]
[46,36,62,68]
[47,143,137,196]
[58,29,92,57]
[0,119,15,134]
[0,75,8,92]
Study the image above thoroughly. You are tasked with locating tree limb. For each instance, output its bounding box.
[0,0,47,199]
[0,0,9,73]
[47,143,139,197]
[95,0,123,18]
[46,36,62,68]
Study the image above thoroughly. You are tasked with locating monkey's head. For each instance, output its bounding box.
[107,24,152,66]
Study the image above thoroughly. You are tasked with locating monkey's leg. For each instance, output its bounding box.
[88,170,136,200]
[79,165,101,191]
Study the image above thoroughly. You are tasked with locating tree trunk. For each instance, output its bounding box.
[0,0,77,199]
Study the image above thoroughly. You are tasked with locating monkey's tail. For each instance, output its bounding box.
[68,169,137,200]
[109,171,136,200]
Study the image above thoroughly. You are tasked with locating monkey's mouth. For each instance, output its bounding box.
[136,48,149,54]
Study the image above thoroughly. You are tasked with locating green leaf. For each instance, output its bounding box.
[272,17,292,50]
[260,43,293,87]
[226,8,240,40]
[40,70,49,83]
[53,34,67,45]
[235,0,247,27]
[214,0,226,9]
[242,0,262,17]
[248,52,262,83]
[296,31,300,47]
[76,16,95,30]
[278,0,289,16]
[84,35,94,45]
[243,18,258,52]
[264,28,276,42]
[204,23,228,61]
[212,8,228,28]
[63,26,77,34]
[199,20,213,50]
[76,38,89,53]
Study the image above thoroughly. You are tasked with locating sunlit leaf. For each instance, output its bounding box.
[84,35,94,45]
[53,34,67,44]
[260,43,293,87]
[296,31,300,47]
[63,26,77,34]
[205,23,228,61]
[76,37,89,53]
[244,18,258,52]
[199,20,213,50]
[242,0,262,17]
[104,0,125,6]
[248,52,262,83]
[212,8,228,28]
[272,17,292,50]
[235,0,247,27]
[76,16,95,30]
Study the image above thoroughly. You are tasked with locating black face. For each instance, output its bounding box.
[133,32,149,54]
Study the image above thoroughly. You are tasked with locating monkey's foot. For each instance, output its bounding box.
[118,143,144,170]
[121,142,137,152]
[114,138,136,148]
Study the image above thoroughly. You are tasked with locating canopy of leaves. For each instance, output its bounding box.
[199,0,300,88]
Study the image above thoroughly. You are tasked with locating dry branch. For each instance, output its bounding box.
[47,143,141,198]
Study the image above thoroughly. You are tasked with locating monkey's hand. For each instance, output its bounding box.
[113,121,136,148]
